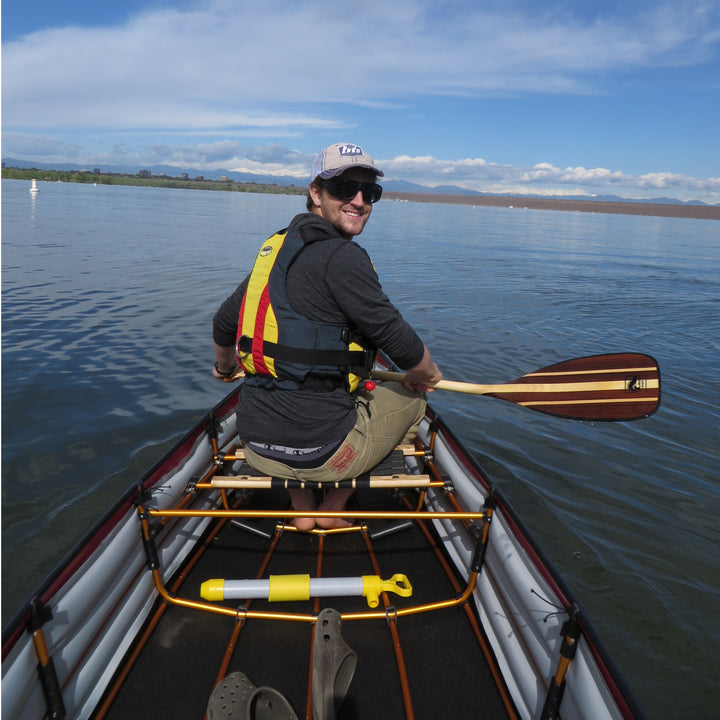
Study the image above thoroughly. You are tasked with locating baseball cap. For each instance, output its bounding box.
[310,143,384,183]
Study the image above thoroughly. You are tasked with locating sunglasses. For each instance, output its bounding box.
[318,178,383,204]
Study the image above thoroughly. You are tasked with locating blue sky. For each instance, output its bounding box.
[3,0,720,202]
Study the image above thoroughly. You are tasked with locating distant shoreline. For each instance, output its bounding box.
[384,191,720,220]
[4,167,717,220]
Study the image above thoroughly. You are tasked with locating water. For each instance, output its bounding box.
[2,179,719,718]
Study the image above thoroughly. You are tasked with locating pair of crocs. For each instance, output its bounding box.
[207,608,356,720]
[207,672,298,720]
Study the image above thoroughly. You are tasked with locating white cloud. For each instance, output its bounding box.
[378,155,720,202]
[4,0,719,131]
[143,141,313,176]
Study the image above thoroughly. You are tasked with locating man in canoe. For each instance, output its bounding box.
[212,142,441,530]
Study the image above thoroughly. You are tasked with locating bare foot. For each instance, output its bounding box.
[287,488,355,530]
[315,489,354,529]
[288,488,318,531]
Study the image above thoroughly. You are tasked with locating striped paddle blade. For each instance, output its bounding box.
[488,353,660,421]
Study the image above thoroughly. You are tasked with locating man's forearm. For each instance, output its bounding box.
[213,342,238,378]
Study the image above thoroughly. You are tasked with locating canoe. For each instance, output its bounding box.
[2,356,656,720]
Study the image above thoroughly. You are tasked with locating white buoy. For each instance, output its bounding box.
[30,179,39,194]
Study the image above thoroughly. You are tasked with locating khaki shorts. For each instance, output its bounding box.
[242,382,426,483]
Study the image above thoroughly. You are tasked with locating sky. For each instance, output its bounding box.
[2,0,720,203]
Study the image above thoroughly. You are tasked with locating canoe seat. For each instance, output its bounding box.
[211,445,434,490]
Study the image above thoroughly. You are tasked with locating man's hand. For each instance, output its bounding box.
[402,346,442,393]
[212,363,245,382]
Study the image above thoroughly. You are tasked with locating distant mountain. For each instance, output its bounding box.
[381,179,439,193]
[3,157,715,207]
[2,158,303,186]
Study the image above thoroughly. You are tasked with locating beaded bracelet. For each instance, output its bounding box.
[214,361,238,377]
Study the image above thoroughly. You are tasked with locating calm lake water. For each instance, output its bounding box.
[2,179,719,718]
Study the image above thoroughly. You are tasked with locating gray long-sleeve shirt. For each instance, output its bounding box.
[213,213,425,447]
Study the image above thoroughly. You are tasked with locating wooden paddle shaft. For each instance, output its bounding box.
[370,370,658,396]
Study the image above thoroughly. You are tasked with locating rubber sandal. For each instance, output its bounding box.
[207,672,257,720]
[247,687,300,720]
[312,608,357,720]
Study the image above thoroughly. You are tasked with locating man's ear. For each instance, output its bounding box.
[308,181,323,209]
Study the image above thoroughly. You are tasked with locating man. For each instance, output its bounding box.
[212,142,441,530]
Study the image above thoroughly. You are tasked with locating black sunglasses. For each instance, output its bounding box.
[318,178,383,204]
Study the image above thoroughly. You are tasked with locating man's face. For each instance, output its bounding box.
[309,168,378,239]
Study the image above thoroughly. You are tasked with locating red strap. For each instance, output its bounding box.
[251,285,272,374]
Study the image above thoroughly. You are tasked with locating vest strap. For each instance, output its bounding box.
[238,336,374,371]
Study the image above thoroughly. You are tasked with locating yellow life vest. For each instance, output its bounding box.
[236,226,374,392]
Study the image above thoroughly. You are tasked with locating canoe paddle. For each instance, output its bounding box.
[371,353,660,421]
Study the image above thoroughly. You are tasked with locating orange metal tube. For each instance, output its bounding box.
[554,655,572,684]
[30,628,51,666]
[148,508,485,521]
[279,521,364,536]
[387,610,415,720]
